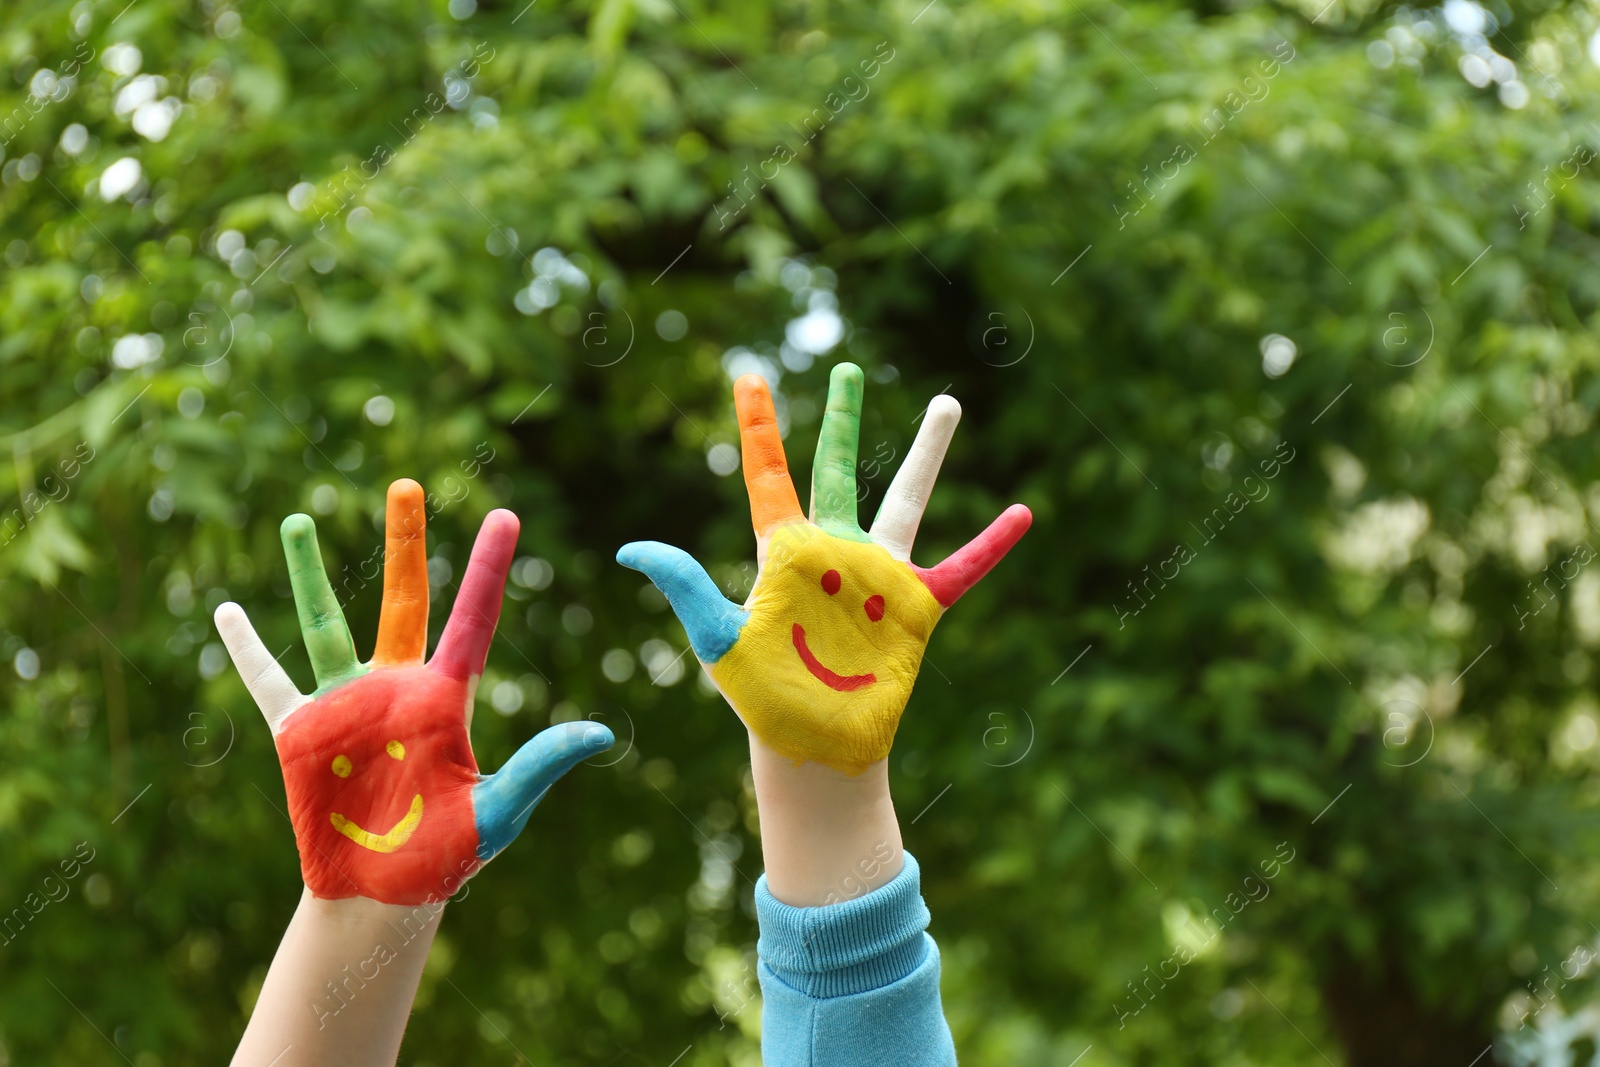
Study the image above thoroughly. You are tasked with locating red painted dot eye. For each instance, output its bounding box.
[821,569,841,595]
[864,594,886,622]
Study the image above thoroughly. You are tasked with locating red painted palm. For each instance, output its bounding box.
[215,480,612,905]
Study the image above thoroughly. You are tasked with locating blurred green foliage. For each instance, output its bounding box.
[3,0,1600,1063]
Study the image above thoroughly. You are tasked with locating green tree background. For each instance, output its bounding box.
[2,0,1599,1063]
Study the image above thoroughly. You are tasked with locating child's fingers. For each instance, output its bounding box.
[471,720,614,860]
[430,509,519,681]
[616,541,747,662]
[872,394,962,561]
[280,514,362,689]
[810,362,868,539]
[372,478,429,666]
[213,602,308,733]
[914,503,1033,607]
[735,374,805,538]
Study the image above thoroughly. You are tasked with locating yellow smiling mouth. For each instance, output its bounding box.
[330,794,424,853]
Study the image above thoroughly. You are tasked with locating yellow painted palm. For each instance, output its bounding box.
[619,364,1030,774]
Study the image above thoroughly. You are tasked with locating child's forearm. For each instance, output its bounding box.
[750,737,957,1066]
[231,889,442,1067]
[749,734,905,906]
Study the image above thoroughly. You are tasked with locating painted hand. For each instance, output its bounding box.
[214,479,613,905]
[618,364,1030,775]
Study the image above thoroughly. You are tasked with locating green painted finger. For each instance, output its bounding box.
[811,362,870,540]
[280,514,363,691]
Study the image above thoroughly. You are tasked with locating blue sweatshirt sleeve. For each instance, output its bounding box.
[755,852,957,1067]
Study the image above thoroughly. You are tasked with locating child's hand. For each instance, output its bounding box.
[619,364,1029,775]
[214,479,613,906]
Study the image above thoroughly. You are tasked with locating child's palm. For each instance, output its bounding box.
[620,366,1029,774]
[216,481,612,905]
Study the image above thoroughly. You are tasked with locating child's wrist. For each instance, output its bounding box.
[748,733,905,906]
[296,887,448,938]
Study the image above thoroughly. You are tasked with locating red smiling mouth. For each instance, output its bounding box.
[792,624,877,691]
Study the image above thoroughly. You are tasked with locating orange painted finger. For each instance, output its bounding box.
[734,374,803,537]
[372,478,429,665]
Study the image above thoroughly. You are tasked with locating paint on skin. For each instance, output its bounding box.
[616,368,1031,777]
[276,667,483,905]
[712,526,943,775]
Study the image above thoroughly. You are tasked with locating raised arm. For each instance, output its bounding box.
[620,367,1029,1065]
[219,480,612,1066]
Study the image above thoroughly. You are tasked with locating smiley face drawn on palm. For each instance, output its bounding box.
[619,365,1031,775]
[215,480,612,905]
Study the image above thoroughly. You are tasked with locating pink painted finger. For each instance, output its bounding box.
[431,509,520,680]
[913,504,1032,608]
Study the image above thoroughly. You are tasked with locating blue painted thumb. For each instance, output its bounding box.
[472,720,614,861]
[616,541,747,663]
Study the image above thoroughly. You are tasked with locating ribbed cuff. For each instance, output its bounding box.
[756,851,931,999]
